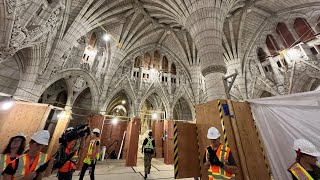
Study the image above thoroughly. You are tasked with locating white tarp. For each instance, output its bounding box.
[248,90,320,180]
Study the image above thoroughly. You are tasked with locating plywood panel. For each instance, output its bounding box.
[164,120,174,164]
[232,101,271,179]
[174,122,201,179]
[152,120,164,158]
[101,121,127,159]
[126,118,141,166]
[0,101,51,153]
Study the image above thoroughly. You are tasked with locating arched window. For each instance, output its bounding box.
[171,63,176,75]
[266,35,280,56]
[293,18,315,43]
[154,51,160,70]
[134,56,142,68]
[276,23,296,48]
[144,52,151,69]
[89,32,97,48]
[257,48,267,62]
[162,56,168,72]
[316,16,320,32]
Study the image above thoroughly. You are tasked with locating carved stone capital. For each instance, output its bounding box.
[201,65,227,76]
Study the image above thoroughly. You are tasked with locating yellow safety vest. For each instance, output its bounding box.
[289,162,314,180]
[13,152,49,179]
[207,145,235,180]
[0,154,14,176]
[144,137,154,149]
[83,138,100,164]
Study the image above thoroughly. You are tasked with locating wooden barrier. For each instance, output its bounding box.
[163,120,174,164]
[173,122,201,179]
[152,120,164,158]
[125,118,141,166]
[0,101,51,152]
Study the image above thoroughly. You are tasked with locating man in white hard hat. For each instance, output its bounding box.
[203,127,238,180]
[79,128,101,180]
[2,130,51,180]
[141,130,155,179]
[288,139,320,179]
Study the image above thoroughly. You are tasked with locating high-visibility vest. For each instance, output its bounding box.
[59,140,77,173]
[144,137,154,149]
[13,152,49,179]
[83,138,100,164]
[0,154,17,176]
[207,145,235,180]
[289,162,314,180]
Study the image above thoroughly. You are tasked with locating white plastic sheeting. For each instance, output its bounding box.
[248,90,320,180]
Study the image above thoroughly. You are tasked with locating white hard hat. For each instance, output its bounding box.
[92,128,100,134]
[293,139,320,157]
[207,127,221,140]
[66,127,74,131]
[14,132,27,139]
[31,130,50,145]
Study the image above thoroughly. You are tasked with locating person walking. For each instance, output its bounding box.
[79,128,101,180]
[288,139,320,179]
[2,130,51,180]
[203,127,238,179]
[141,130,155,179]
[0,132,26,177]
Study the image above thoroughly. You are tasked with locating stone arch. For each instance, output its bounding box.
[70,87,92,126]
[172,95,195,121]
[276,22,296,48]
[38,69,100,110]
[257,48,268,62]
[293,18,316,42]
[38,79,68,108]
[138,88,170,118]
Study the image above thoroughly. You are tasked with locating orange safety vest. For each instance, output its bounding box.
[59,140,77,173]
[207,145,235,180]
[0,154,17,176]
[289,162,314,180]
[13,152,49,179]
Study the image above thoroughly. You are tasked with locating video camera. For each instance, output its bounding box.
[58,124,91,146]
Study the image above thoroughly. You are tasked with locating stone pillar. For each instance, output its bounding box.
[184,1,232,101]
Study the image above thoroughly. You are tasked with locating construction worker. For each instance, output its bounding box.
[57,127,80,180]
[288,139,320,179]
[203,127,238,179]
[0,132,26,177]
[2,130,51,180]
[79,128,101,180]
[141,130,155,179]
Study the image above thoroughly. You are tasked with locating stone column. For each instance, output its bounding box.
[184,1,232,101]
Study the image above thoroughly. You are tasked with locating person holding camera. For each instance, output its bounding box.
[203,127,238,180]
[2,130,51,180]
[79,128,101,180]
[57,127,80,180]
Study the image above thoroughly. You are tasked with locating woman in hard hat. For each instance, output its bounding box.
[203,127,238,180]
[0,132,26,177]
[79,128,101,180]
[2,130,51,180]
[288,139,320,179]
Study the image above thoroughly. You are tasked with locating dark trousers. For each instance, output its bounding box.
[79,161,96,180]
[58,171,74,180]
[144,153,152,175]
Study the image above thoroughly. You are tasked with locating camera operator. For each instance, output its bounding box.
[57,127,80,180]
[79,128,101,180]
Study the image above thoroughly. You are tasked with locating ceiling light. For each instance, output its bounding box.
[121,100,126,105]
[103,34,111,41]
[1,101,14,110]
[112,117,118,125]
[152,113,158,120]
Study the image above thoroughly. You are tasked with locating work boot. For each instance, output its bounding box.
[144,174,147,179]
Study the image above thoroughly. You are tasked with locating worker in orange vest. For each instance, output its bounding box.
[0,132,26,177]
[288,139,320,179]
[2,130,51,180]
[57,127,80,180]
[203,127,238,180]
[79,128,101,180]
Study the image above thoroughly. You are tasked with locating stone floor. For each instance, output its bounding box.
[44,153,196,180]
